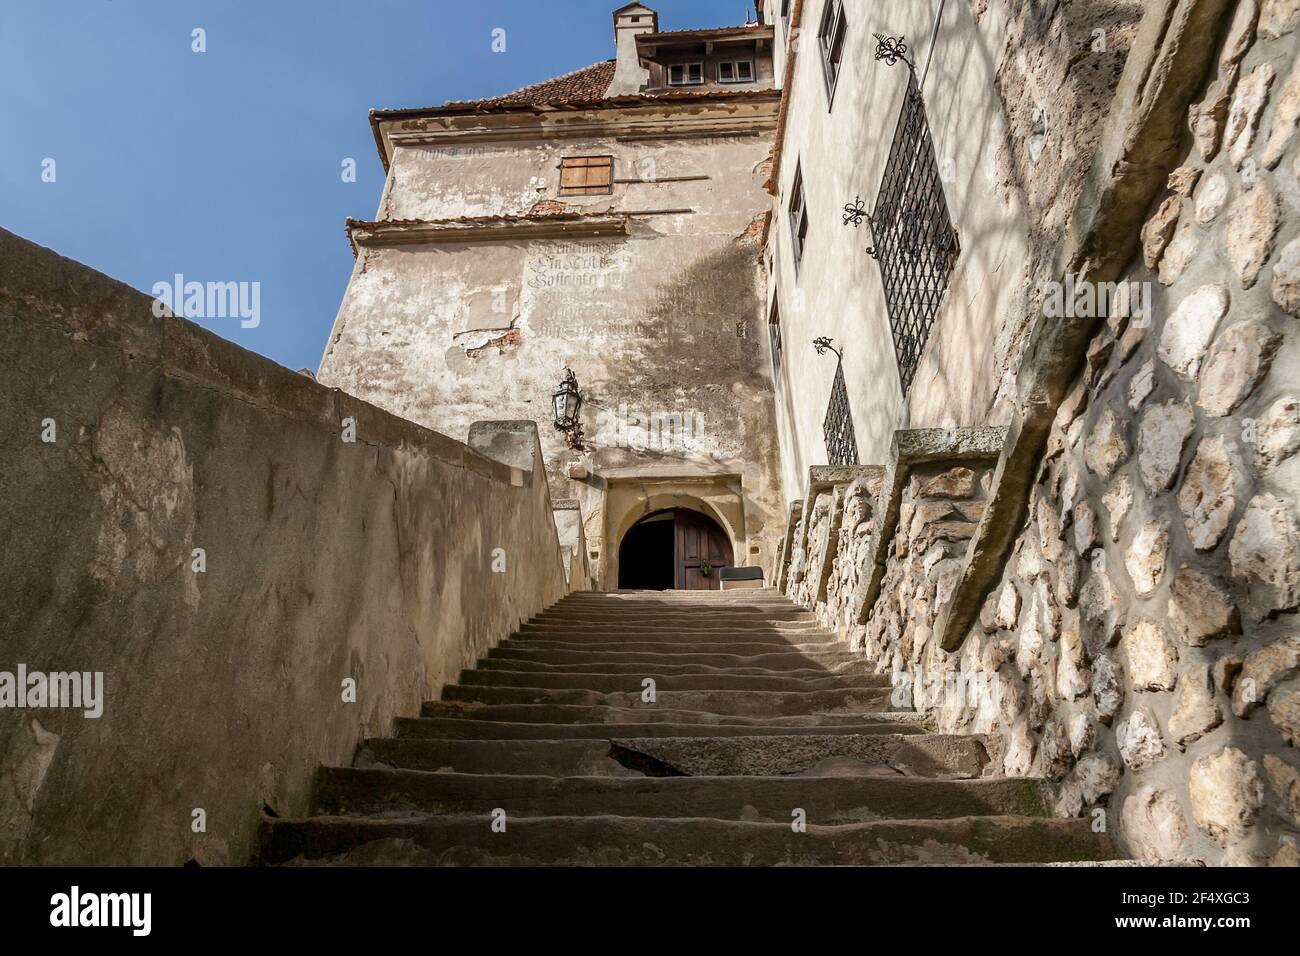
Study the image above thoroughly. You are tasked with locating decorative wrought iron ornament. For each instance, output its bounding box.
[841,37,961,396]
[842,195,867,228]
[872,33,913,70]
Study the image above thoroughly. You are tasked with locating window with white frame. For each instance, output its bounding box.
[818,0,848,103]
[768,299,784,378]
[718,60,755,84]
[667,62,704,86]
[788,162,809,273]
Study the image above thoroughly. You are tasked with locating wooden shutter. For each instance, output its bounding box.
[559,156,613,196]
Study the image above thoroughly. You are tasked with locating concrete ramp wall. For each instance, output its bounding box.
[0,229,571,865]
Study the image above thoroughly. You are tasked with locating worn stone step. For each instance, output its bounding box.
[417,702,909,727]
[261,814,1116,866]
[437,684,893,718]
[600,733,990,778]
[486,646,859,670]
[313,768,1052,822]
[547,605,807,617]
[518,624,829,641]
[533,604,814,616]
[508,637,841,652]
[527,620,817,633]
[513,631,834,646]
[456,669,890,693]
[393,716,929,740]
[475,657,875,677]
[551,596,798,605]
[558,590,788,600]
[362,732,988,778]
[496,639,846,656]
[553,600,800,610]
[529,611,816,626]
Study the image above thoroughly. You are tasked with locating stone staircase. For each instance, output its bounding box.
[258,590,1119,865]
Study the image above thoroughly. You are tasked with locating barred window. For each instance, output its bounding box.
[818,0,848,102]
[559,156,613,196]
[823,360,858,466]
[869,70,960,394]
[788,163,809,272]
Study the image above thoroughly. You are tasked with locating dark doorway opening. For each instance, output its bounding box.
[617,511,676,590]
[617,508,734,590]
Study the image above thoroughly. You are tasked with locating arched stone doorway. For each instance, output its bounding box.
[617,507,734,591]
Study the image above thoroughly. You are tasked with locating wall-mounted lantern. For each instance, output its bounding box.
[552,367,585,450]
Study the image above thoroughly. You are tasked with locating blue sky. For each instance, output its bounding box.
[0,0,756,371]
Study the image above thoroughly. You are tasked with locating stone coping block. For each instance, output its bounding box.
[469,420,543,478]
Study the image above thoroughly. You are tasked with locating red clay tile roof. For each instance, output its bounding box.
[443,60,616,110]
[639,25,771,39]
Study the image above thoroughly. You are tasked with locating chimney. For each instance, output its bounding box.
[608,4,658,95]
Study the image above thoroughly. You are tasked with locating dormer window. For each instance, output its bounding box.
[718,60,755,84]
[668,63,704,86]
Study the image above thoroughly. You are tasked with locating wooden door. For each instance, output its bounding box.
[674,510,733,590]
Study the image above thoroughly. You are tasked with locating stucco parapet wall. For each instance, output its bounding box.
[0,230,521,488]
[930,0,1233,655]
[372,95,781,166]
[0,227,570,863]
[852,428,1006,625]
[345,214,630,256]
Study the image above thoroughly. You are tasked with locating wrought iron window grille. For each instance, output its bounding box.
[813,337,859,467]
[844,35,961,396]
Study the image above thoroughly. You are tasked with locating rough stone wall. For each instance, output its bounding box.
[794,1,1300,866]
[952,0,1300,866]
[853,465,997,685]
[973,0,1148,413]
[822,474,882,633]
[784,509,809,599]
[0,230,570,865]
[791,491,833,608]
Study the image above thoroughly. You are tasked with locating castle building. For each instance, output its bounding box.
[319,3,785,591]
[5,0,1298,870]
